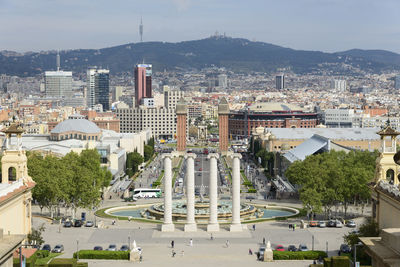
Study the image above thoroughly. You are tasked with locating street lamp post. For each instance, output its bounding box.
[312,235,314,251]
[353,242,363,267]
[128,236,131,250]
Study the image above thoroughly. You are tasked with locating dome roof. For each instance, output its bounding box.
[51,119,101,134]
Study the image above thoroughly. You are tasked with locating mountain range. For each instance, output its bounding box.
[1,36,400,76]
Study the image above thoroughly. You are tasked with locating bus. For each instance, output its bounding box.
[132,188,162,198]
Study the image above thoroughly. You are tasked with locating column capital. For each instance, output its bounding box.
[229,153,242,160]
[184,152,197,159]
[162,153,173,160]
[207,153,219,160]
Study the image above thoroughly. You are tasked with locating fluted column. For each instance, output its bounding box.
[161,154,174,232]
[184,152,197,232]
[230,153,243,232]
[207,153,220,232]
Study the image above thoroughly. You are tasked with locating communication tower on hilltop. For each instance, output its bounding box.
[139,17,143,42]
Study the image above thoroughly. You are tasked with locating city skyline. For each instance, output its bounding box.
[1,0,400,53]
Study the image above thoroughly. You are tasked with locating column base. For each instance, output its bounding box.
[161,223,175,232]
[207,223,220,232]
[230,223,243,232]
[184,223,197,232]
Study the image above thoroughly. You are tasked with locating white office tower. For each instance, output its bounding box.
[163,86,184,109]
[330,79,347,91]
[45,71,73,98]
[87,68,97,109]
[218,74,228,89]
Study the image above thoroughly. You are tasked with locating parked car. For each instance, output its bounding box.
[42,244,51,251]
[327,220,336,227]
[309,221,318,227]
[346,220,356,228]
[74,220,83,227]
[287,245,297,252]
[275,245,285,251]
[318,221,326,228]
[298,244,308,252]
[339,244,351,254]
[52,244,64,253]
[335,220,343,228]
[246,196,256,200]
[107,244,117,251]
[64,221,72,228]
[94,246,103,251]
[120,245,130,251]
[258,245,266,261]
[85,221,94,227]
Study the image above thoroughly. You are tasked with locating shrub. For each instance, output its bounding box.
[76,262,88,267]
[247,189,257,193]
[273,251,327,260]
[242,181,252,186]
[73,250,129,260]
[13,249,39,267]
[331,256,350,267]
[36,250,50,258]
[48,258,77,267]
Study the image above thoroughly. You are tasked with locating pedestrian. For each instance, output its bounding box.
[139,255,142,262]
[172,250,176,257]
[210,233,214,240]
[253,224,256,231]
[181,250,184,256]
[226,240,230,248]
[189,238,193,247]
[293,224,296,231]
[263,238,265,245]
[171,240,175,248]
[249,248,253,255]
[289,224,292,229]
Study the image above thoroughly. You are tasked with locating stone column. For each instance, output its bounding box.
[161,154,174,232]
[184,153,197,232]
[230,153,243,232]
[207,153,220,232]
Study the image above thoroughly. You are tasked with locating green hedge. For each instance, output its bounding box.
[273,250,327,260]
[48,258,77,267]
[247,189,257,193]
[76,262,88,267]
[73,250,129,260]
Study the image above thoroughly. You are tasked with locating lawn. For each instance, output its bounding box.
[35,252,62,265]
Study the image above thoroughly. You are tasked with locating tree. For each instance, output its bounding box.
[144,145,154,162]
[126,152,143,177]
[27,224,45,247]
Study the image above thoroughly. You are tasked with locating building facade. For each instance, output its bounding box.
[323,108,354,128]
[87,68,110,111]
[275,75,284,90]
[45,71,73,98]
[163,86,184,109]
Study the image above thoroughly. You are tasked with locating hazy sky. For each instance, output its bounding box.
[1,0,400,53]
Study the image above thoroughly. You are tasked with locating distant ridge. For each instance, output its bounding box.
[1,37,400,76]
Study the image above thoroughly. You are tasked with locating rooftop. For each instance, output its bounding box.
[248,102,304,112]
[51,118,101,134]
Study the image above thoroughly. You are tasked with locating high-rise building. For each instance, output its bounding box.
[134,64,152,107]
[275,75,285,90]
[218,74,228,89]
[87,68,110,110]
[113,86,124,102]
[45,71,73,98]
[395,75,400,89]
[330,79,347,91]
[163,86,184,109]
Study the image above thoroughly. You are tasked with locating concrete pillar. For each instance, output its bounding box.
[207,153,220,232]
[161,154,174,232]
[230,153,243,232]
[184,153,197,232]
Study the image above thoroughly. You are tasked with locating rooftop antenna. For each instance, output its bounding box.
[56,50,60,71]
[139,17,143,42]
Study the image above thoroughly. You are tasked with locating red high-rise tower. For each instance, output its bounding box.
[176,98,187,152]
[218,97,229,152]
[134,64,152,106]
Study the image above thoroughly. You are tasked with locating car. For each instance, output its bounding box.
[327,220,336,227]
[107,244,117,251]
[120,245,130,251]
[335,220,343,228]
[64,221,72,228]
[298,244,308,252]
[339,244,351,254]
[309,221,318,227]
[346,220,356,228]
[275,245,285,251]
[42,244,51,251]
[197,173,201,176]
[258,245,266,261]
[287,245,297,252]
[94,246,103,251]
[52,244,64,253]
[85,221,94,227]
[74,220,83,227]
[199,168,202,171]
[246,196,256,200]
[318,221,326,228]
